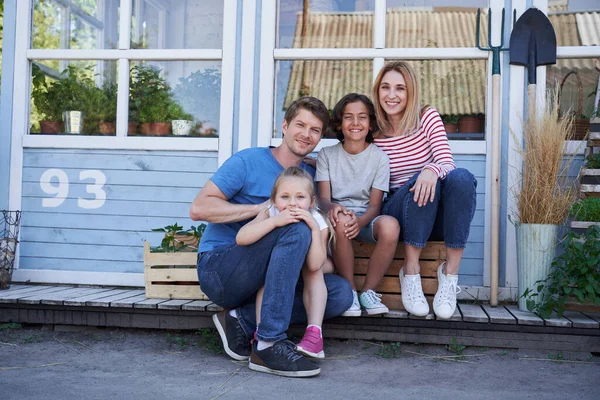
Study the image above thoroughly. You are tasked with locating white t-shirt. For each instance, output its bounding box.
[268,205,328,231]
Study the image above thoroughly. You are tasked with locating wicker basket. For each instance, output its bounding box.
[558,70,590,141]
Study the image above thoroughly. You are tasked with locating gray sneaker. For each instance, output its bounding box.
[359,290,389,315]
[248,340,320,378]
[341,290,361,317]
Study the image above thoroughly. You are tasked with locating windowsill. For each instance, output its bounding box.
[22,134,219,151]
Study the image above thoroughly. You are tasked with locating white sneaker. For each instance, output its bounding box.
[433,263,461,320]
[341,290,361,317]
[359,290,389,315]
[399,268,429,316]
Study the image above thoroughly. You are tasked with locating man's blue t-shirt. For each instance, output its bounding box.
[198,147,315,252]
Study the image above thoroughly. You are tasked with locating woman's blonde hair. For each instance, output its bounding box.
[372,61,422,136]
[270,167,336,246]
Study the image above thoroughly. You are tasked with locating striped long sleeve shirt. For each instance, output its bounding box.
[373,107,456,190]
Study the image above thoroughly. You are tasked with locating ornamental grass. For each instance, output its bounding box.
[513,89,581,225]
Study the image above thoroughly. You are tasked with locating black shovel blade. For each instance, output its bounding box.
[509,8,557,83]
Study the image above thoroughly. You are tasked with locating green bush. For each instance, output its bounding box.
[441,114,460,124]
[571,197,600,222]
[585,153,600,169]
[522,226,600,318]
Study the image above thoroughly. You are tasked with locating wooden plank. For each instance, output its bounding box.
[133,298,169,309]
[158,299,194,310]
[15,287,79,304]
[182,300,212,311]
[458,304,489,323]
[0,286,57,302]
[505,305,544,326]
[144,241,197,266]
[110,294,148,308]
[581,168,600,176]
[570,221,600,230]
[582,312,600,324]
[445,305,462,322]
[384,310,408,319]
[352,241,445,260]
[64,289,133,306]
[354,276,438,295]
[41,287,115,305]
[145,267,198,282]
[563,311,600,329]
[88,290,146,307]
[354,259,439,278]
[145,284,206,300]
[0,284,42,294]
[543,313,572,328]
[206,302,224,312]
[482,305,517,324]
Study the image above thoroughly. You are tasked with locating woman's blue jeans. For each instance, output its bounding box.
[197,222,353,342]
[382,168,477,249]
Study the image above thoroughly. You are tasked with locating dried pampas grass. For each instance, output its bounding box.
[512,88,582,225]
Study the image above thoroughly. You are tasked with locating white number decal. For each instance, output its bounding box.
[40,169,69,208]
[78,170,107,209]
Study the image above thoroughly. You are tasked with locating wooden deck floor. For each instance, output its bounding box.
[1,284,599,352]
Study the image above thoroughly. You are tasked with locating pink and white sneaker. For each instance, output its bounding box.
[295,326,324,359]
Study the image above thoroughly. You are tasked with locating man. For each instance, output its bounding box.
[190,97,353,378]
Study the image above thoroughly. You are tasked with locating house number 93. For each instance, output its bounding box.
[40,169,107,209]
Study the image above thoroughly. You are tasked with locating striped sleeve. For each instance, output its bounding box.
[421,108,455,180]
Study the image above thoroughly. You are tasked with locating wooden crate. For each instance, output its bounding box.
[353,241,446,310]
[143,241,208,300]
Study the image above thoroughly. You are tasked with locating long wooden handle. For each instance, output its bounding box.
[527,84,537,123]
[490,74,501,306]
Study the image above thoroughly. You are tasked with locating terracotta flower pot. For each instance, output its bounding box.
[128,122,139,135]
[443,123,458,133]
[39,120,64,134]
[99,121,116,135]
[458,116,481,133]
[140,122,171,136]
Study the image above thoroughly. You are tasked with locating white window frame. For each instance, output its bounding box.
[15,0,237,163]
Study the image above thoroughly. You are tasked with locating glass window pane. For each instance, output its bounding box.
[129,61,221,137]
[131,0,224,49]
[30,60,119,136]
[547,58,599,140]
[386,1,489,48]
[274,59,372,138]
[277,0,376,49]
[551,1,600,47]
[32,0,119,49]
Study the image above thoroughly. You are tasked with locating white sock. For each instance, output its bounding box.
[228,309,237,319]
[307,324,322,337]
[257,340,275,351]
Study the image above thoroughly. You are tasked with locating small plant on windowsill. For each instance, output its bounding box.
[521,225,600,318]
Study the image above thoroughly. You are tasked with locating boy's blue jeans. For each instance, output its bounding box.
[382,168,477,249]
[197,222,353,342]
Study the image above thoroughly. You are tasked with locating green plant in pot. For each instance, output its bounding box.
[172,68,221,136]
[441,114,459,133]
[511,89,580,312]
[130,65,175,136]
[168,102,194,136]
[150,223,206,252]
[522,225,600,318]
[97,84,118,135]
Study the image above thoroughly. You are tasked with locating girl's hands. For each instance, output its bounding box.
[271,208,300,227]
[409,169,438,207]
[342,210,360,239]
[290,207,320,232]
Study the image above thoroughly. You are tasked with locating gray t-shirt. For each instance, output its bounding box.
[316,143,390,214]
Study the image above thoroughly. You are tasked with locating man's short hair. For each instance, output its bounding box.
[283,96,330,134]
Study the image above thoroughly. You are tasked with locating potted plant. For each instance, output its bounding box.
[441,114,459,133]
[458,113,483,133]
[511,90,580,311]
[169,103,194,136]
[130,65,174,136]
[522,225,600,318]
[172,68,221,136]
[97,84,118,135]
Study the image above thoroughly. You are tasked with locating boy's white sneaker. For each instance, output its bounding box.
[359,290,389,315]
[341,290,362,317]
[433,262,461,320]
[399,268,429,316]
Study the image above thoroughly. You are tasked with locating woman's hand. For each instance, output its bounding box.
[328,204,349,228]
[343,210,360,239]
[290,208,320,232]
[271,208,299,227]
[409,169,438,207]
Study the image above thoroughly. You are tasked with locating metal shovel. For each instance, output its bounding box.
[509,8,557,121]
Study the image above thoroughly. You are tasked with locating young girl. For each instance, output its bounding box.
[316,93,400,316]
[236,167,335,359]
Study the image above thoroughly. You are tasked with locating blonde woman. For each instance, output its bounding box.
[371,61,477,319]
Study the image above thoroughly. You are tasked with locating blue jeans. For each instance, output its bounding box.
[382,168,477,249]
[197,222,353,342]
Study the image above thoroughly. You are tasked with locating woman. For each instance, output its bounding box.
[371,61,477,319]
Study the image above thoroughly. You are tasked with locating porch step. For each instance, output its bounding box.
[1,284,599,352]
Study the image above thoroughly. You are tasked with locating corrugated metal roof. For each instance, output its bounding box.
[284,8,599,116]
